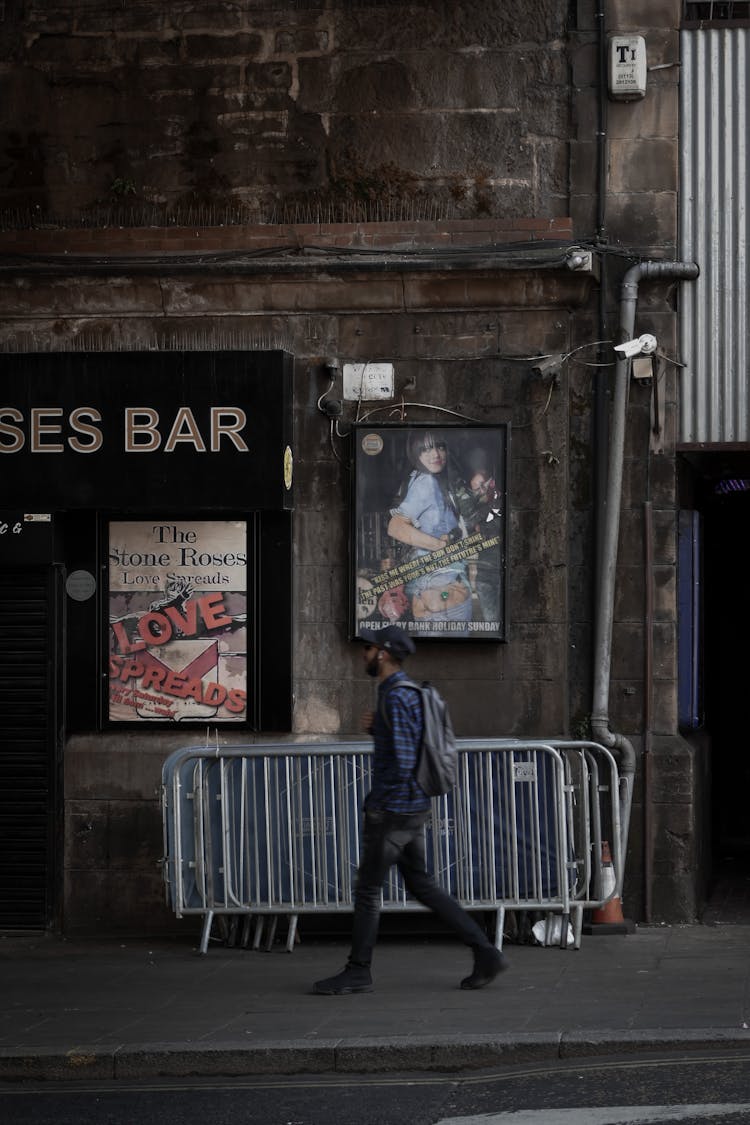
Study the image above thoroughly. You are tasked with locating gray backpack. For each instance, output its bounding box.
[381,678,458,797]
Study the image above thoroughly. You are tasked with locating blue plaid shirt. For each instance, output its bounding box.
[365,670,431,814]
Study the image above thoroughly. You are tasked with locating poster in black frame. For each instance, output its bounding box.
[105,517,251,724]
[352,423,509,641]
[96,510,293,733]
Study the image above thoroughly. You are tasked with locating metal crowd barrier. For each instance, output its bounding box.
[161,739,623,955]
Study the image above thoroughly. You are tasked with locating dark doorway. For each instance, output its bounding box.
[685,450,750,921]
[0,567,61,929]
[704,489,750,850]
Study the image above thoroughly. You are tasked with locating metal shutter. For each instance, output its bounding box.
[0,569,55,928]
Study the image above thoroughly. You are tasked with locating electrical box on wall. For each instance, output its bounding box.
[343,362,395,401]
[608,35,647,101]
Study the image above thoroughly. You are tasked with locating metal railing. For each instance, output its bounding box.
[161,739,623,954]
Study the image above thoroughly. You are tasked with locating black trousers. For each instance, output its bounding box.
[349,808,490,968]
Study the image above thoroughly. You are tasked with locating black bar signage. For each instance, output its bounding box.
[0,351,294,511]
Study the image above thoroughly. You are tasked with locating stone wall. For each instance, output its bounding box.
[0,218,591,933]
[571,0,680,254]
[0,0,705,930]
[1,1,569,221]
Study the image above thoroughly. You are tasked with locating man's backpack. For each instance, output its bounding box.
[381,678,458,797]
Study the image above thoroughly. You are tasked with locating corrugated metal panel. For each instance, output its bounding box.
[679,28,750,442]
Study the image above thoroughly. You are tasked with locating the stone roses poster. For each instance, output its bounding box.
[353,424,508,641]
[108,520,248,722]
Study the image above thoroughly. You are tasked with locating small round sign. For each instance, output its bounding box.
[361,433,384,456]
[66,569,96,602]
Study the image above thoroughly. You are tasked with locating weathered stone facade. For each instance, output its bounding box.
[0,1,705,932]
[0,1,569,222]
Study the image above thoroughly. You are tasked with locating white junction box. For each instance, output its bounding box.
[608,34,647,101]
[343,362,395,401]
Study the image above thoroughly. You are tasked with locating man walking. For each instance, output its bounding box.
[312,624,508,995]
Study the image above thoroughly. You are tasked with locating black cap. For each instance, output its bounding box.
[359,624,416,659]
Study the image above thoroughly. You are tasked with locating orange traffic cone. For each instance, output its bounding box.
[583,840,636,935]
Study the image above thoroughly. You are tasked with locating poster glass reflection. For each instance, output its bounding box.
[352,424,508,640]
[108,519,248,722]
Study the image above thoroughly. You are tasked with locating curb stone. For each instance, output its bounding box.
[2,1030,750,1082]
[559,1027,750,1058]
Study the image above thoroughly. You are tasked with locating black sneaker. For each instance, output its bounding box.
[312,964,373,995]
[460,946,508,990]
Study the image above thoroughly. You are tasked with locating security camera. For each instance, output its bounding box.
[531,354,563,377]
[613,334,657,358]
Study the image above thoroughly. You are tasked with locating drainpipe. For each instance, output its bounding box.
[593,0,609,594]
[591,259,699,890]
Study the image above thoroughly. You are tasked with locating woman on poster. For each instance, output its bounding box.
[387,431,473,632]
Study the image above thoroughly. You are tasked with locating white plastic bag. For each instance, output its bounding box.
[531,916,574,947]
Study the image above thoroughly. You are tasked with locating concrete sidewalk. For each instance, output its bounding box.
[1,923,750,1081]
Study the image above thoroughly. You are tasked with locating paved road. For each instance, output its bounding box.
[4,1049,750,1125]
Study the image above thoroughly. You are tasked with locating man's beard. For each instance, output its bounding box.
[365,652,380,677]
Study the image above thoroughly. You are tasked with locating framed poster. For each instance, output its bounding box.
[107,519,249,722]
[352,424,508,640]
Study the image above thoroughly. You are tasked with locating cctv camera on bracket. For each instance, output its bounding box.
[531,353,563,378]
[613,333,657,359]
